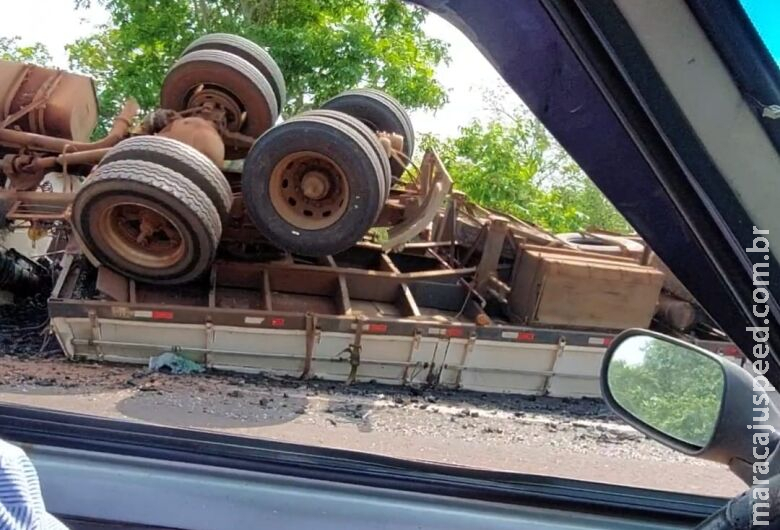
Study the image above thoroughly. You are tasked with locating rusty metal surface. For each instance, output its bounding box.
[0,190,74,221]
[381,149,453,251]
[0,60,98,141]
[0,98,138,154]
[158,116,225,166]
[2,154,45,190]
[49,255,623,349]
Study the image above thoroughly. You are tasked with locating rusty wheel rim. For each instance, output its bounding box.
[188,86,244,132]
[92,201,186,270]
[268,151,349,230]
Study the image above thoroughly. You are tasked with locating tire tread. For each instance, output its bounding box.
[83,160,221,244]
[183,33,286,114]
[162,49,278,128]
[102,135,233,221]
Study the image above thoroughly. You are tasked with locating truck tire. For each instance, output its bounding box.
[321,88,414,178]
[289,109,391,200]
[270,113,387,224]
[72,159,221,285]
[160,49,278,140]
[182,33,286,115]
[101,135,233,222]
[241,116,384,256]
[557,232,644,260]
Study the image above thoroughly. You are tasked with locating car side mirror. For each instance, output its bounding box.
[602,329,780,484]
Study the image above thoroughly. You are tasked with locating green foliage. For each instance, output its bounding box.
[420,110,631,234]
[556,178,632,234]
[68,0,449,132]
[608,338,724,447]
[0,37,53,66]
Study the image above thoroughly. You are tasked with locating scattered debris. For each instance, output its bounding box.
[148,352,205,375]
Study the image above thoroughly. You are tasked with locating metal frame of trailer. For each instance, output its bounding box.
[47,248,738,398]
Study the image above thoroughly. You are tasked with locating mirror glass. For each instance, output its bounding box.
[606,335,725,448]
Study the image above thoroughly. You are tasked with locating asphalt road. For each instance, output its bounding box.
[0,355,744,498]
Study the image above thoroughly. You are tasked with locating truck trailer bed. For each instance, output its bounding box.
[47,246,740,398]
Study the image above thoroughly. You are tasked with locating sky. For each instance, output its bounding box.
[1,1,775,138]
[741,0,780,63]
[0,0,520,139]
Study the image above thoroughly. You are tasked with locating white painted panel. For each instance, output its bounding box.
[51,316,612,398]
[101,321,207,349]
[211,327,306,376]
[459,340,557,394]
[436,338,466,387]
[551,346,604,377]
[547,376,600,398]
[312,333,439,384]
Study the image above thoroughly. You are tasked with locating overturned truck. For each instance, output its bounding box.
[0,34,738,397]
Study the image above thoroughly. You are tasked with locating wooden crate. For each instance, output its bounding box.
[508,247,664,330]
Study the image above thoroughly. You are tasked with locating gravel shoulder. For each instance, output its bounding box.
[0,355,743,497]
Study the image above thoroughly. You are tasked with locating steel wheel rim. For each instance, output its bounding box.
[91,200,187,270]
[268,151,350,230]
[187,85,244,132]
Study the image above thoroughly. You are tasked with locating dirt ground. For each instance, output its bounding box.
[0,353,744,498]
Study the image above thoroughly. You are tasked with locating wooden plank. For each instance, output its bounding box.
[214,260,473,305]
[208,266,217,309]
[261,270,273,310]
[217,259,474,282]
[378,253,396,272]
[475,215,509,294]
[324,256,352,316]
[95,267,128,302]
[380,253,420,317]
[398,284,422,318]
[302,313,317,378]
[128,279,137,304]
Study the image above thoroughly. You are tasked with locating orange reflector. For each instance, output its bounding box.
[152,310,174,320]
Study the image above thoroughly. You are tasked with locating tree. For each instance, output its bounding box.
[0,37,52,66]
[420,108,631,234]
[69,0,449,130]
[556,173,633,234]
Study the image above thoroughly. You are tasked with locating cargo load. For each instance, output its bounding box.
[508,246,664,329]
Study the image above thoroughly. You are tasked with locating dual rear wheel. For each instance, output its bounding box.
[72,136,230,285]
[242,113,387,257]
[160,33,285,157]
[241,90,415,257]
[73,32,417,282]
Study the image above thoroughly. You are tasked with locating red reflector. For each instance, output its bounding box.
[446,327,464,337]
[271,318,285,327]
[517,332,535,341]
[152,310,174,320]
[368,323,388,333]
[723,346,740,357]
[603,337,613,346]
